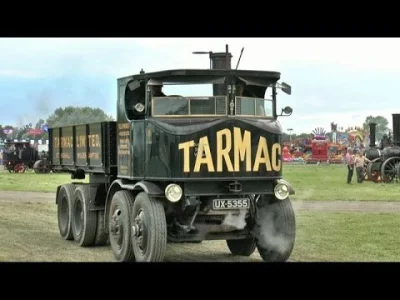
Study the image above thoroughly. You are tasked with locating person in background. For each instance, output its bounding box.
[345,148,355,184]
[354,150,370,183]
[235,81,266,116]
[149,80,166,97]
[147,79,166,115]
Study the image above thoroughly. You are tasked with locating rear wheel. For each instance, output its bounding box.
[130,192,167,262]
[109,190,136,262]
[71,185,98,247]
[381,157,400,183]
[253,196,296,262]
[226,238,257,256]
[94,210,110,246]
[14,163,25,173]
[33,160,51,173]
[57,184,76,240]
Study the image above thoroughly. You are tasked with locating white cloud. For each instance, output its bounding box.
[0,69,40,79]
[2,38,400,79]
[1,38,399,135]
[128,38,400,72]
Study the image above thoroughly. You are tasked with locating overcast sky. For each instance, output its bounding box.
[0,38,398,134]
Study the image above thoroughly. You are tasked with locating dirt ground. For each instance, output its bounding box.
[2,190,400,213]
[1,190,400,262]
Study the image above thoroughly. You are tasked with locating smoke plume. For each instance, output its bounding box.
[252,203,294,256]
[34,90,52,117]
[221,210,247,230]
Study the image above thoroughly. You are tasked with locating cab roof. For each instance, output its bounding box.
[117,69,281,87]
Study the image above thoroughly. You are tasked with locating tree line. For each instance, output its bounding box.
[0,107,391,144]
[0,106,114,142]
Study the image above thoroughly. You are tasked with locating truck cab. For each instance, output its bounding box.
[51,46,296,262]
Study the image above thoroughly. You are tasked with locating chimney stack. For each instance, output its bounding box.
[369,122,376,148]
[209,44,232,96]
[392,114,400,147]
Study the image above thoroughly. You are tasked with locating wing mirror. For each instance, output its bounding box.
[281,82,291,95]
[280,106,293,116]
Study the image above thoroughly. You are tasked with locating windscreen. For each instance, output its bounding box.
[152,96,228,116]
[235,96,273,117]
[151,83,228,116]
[150,82,274,117]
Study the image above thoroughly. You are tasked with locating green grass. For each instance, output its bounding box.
[0,201,398,262]
[283,164,400,201]
[292,211,400,261]
[0,171,87,193]
[0,164,399,201]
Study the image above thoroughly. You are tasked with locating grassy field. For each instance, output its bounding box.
[292,211,400,261]
[0,200,398,262]
[1,164,399,201]
[283,164,400,201]
[0,170,87,193]
[0,166,399,262]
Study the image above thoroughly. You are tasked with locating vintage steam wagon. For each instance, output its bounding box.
[365,114,400,183]
[49,45,296,262]
[2,140,36,172]
[2,140,50,173]
[32,152,52,174]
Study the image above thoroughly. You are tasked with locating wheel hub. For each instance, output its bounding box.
[110,209,121,235]
[131,223,140,237]
[110,209,124,247]
[133,211,145,251]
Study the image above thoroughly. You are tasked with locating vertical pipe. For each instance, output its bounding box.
[209,47,232,96]
[392,114,400,147]
[369,122,376,148]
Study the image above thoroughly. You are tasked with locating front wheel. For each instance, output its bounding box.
[109,191,136,262]
[226,238,257,256]
[130,192,167,262]
[253,196,296,262]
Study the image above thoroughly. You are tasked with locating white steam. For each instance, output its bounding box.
[221,210,247,230]
[253,207,293,256]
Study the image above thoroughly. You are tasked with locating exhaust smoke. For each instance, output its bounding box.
[253,206,293,256]
[221,209,247,231]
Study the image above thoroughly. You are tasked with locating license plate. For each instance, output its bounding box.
[212,199,250,210]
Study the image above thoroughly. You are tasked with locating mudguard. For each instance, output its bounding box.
[112,179,164,195]
[104,179,164,228]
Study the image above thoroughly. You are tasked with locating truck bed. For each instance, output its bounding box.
[49,121,117,174]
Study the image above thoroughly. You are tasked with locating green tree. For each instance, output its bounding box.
[362,115,389,142]
[35,118,49,140]
[0,125,16,140]
[21,118,49,141]
[281,132,311,143]
[35,118,46,130]
[46,106,115,128]
[296,133,312,140]
[0,125,5,141]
